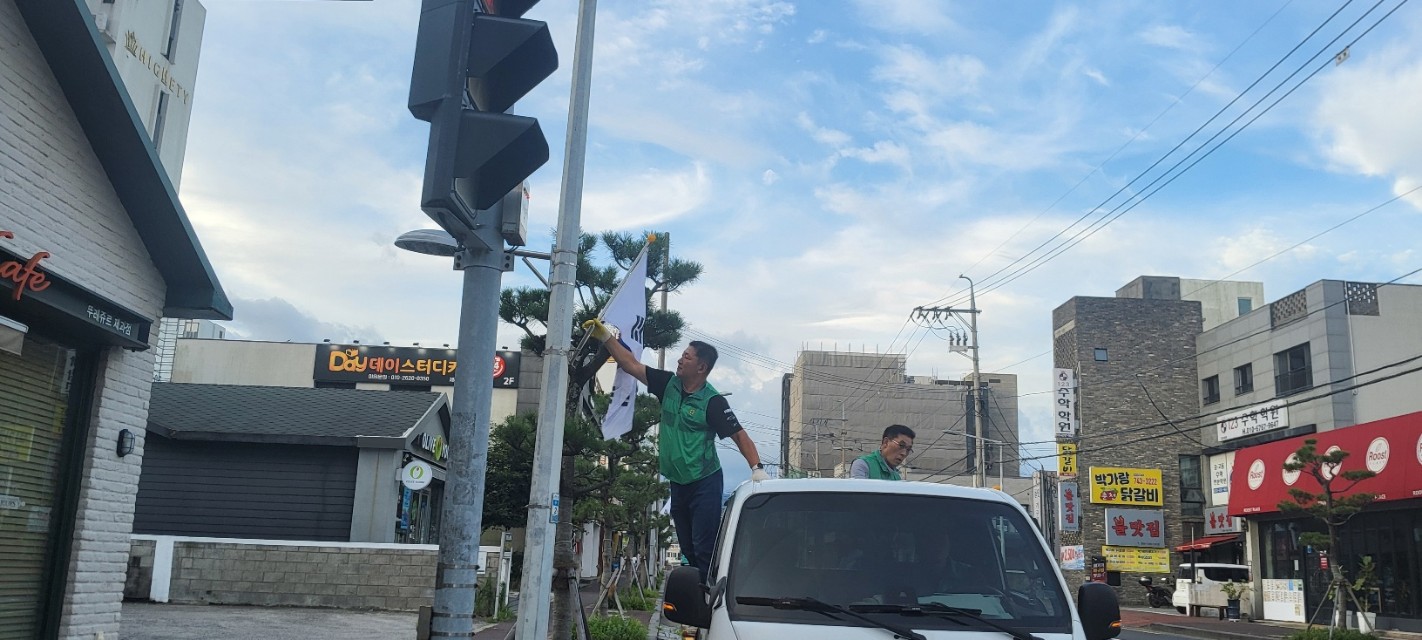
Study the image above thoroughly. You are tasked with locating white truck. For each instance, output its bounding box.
[663,479,1122,640]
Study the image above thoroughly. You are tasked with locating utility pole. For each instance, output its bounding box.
[912,274,984,487]
[516,0,597,638]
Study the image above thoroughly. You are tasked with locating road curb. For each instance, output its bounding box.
[645,597,663,640]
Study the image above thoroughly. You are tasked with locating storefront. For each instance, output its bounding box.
[3,1,231,637]
[1230,411,1422,631]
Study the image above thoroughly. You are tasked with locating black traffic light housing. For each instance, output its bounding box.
[409,0,556,239]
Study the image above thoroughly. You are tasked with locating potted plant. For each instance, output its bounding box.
[1350,556,1378,632]
[1219,580,1252,621]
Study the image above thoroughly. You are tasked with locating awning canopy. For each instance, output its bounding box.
[1174,533,1242,552]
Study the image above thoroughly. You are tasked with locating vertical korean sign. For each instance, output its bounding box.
[1058,443,1078,478]
[1054,368,1078,438]
[1058,481,1080,532]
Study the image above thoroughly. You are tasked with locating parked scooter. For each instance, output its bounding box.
[1138,575,1173,608]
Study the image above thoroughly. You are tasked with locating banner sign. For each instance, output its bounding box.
[314,344,520,388]
[1104,508,1165,547]
[1088,467,1163,505]
[1230,411,1422,515]
[1058,481,1080,532]
[1209,451,1235,506]
[1102,546,1170,573]
[1058,443,1078,478]
[1218,400,1289,442]
[1204,506,1242,535]
[1060,545,1084,571]
[1053,369,1078,438]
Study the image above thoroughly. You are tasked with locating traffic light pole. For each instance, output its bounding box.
[516,0,597,638]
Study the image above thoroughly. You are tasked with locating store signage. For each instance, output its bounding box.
[401,460,433,491]
[1263,579,1305,622]
[1058,481,1080,532]
[1204,506,1242,535]
[1090,557,1107,583]
[1104,508,1165,547]
[417,433,448,462]
[1,232,151,347]
[1230,411,1422,515]
[314,344,520,388]
[1059,545,1084,571]
[1088,466,1163,506]
[1209,451,1235,506]
[1053,368,1078,438]
[1102,546,1170,573]
[123,31,192,104]
[1217,400,1288,442]
[1058,443,1078,478]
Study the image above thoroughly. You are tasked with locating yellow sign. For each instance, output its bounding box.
[1103,546,1170,573]
[1088,466,1163,506]
[1057,443,1078,477]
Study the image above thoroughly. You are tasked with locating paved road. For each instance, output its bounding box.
[1121,629,1202,640]
[121,602,419,640]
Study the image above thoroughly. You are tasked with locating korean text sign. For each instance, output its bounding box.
[1104,507,1165,547]
[1058,443,1078,477]
[1088,466,1163,506]
[1058,481,1080,532]
[1053,368,1078,438]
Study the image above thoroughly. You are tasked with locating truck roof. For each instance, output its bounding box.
[735,478,1019,505]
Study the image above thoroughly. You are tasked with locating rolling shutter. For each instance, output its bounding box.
[0,334,77,640]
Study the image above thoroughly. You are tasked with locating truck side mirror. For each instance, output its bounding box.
[1077,582,1122,640]
[662,566,711,628]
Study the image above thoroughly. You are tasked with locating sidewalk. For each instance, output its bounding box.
[121,578,658,640]
[1121,606,1422,640]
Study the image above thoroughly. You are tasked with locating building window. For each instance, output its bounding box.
[151,91,171,151]
[1274,343,1312,397]
[1234,363,1253,395]
[1201,375,1220,405]
[1094,348,1108,362]
[163,0,184,60]
[1238,297,1253,316]
[1179,455,1205,517]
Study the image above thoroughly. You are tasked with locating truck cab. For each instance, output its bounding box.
[663,479,1122,640]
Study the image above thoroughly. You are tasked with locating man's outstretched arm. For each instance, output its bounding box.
[583,319,647,385]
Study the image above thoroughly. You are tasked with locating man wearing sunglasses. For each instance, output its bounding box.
[850,424,915,480]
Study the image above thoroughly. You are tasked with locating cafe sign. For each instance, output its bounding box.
[1,230,151,348]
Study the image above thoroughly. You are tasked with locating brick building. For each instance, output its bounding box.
[1,1,230,638]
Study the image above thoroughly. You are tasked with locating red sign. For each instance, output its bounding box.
[1229,411,1422,516]
[0,230,52,301]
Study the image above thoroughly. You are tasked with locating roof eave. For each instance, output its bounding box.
[16,0,233,321]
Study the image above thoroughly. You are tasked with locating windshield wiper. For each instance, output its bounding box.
[847,603,1044,640]
[736,596,927,640]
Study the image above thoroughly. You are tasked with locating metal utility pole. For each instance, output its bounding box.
[912,275,984,487]
[516,0,597,638]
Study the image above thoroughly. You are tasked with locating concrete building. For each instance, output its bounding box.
[2,1,230,637]
[151,317,223,381]
[1200,280,1422,630]
[781,350,1019,484]
[1118,276,1264,332]
[84,0,206,188]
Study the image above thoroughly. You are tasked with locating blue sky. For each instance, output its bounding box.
[177,0,1422,485]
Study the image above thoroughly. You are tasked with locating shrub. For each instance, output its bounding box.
[1286,628,1375,640]
[586,614,646,640]
[617,587,659,611]
[474,577,506,618]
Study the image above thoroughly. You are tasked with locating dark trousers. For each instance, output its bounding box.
[669,469,724,584]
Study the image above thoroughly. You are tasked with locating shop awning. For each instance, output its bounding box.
[1174,533,1242,552]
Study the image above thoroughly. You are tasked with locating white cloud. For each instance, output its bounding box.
[1084,67,1110,86]
[1314,44,1422,211]
[851,0,960,36]
[761,169,780,185]
[1139,25,1199,50]
[580,163,713,230]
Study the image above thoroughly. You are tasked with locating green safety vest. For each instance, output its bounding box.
[659,375,723,485]
[857,450,901,481]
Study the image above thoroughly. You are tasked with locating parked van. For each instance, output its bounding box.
[663,479,1122,640]
[1171,563,1250,614]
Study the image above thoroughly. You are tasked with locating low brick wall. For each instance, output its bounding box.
[129,536,442,611]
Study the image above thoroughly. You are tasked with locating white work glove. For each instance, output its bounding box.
[751,467,770,482]
[581,318,616,342]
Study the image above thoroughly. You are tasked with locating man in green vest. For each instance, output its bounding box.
[850,424,915,480]
[583,319,767,583]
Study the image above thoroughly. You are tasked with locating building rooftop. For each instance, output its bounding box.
[147,383,446,444]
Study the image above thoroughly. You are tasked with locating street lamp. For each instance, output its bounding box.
[945,429,1009,489]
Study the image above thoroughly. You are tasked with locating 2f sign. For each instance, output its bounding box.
[1054,368,1078,438]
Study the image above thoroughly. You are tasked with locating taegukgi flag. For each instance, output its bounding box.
[599,243,649,439]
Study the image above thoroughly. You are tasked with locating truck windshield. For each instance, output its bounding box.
[726,491,1072,633]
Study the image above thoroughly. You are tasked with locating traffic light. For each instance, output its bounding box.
[409,0,556,239]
